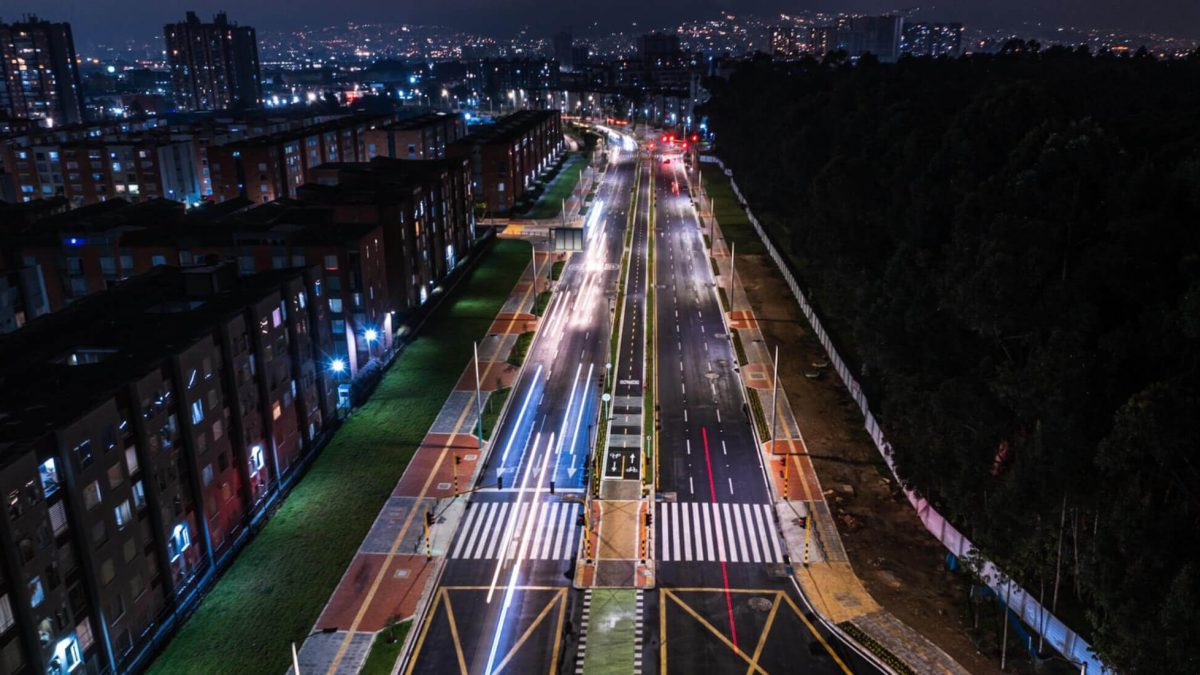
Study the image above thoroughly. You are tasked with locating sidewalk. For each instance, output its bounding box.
[698,172,971,675]
[294,241,556,675]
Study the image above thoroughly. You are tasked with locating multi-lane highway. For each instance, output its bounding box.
[645,151,879,674]
[404,144,635,674]
[402,129,883,675]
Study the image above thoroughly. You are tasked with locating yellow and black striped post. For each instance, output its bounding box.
[424,510,433,561]
[803,512,811,566]
[783,456,790,498]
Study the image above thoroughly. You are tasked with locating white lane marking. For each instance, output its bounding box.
[452,503,484,558]
[728,477,735,495]
[471,502,503,558]
[763,504,784,562]
[661,504,671,562]
[722,440,728,456]
[684,409,688,424]
[744,504,763,563]
[686,438,691,455]
[550,503,570,559]
[537,502,557,559]
[688,475,694,494]
[724,502,744,559]
[711,502,727,562]
[716,409,721,424]
[681,502,693,559]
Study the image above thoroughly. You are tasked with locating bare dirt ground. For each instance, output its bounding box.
[736,252,1013,675]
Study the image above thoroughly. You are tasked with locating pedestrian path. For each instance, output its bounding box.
[448,500,582,561]
[655,501,783,564]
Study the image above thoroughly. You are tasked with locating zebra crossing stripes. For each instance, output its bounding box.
[449,500,581,561]
[656,502,783,564]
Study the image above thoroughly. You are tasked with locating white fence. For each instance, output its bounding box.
[700,155,1106,673]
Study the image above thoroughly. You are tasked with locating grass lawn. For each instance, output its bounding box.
[533,290,552,316]
[146,238,529,675]
[523,154,586,219]
[481,387,512,441]
[507,331,535,368]
[700,163,765,255]
[359,620,412,675]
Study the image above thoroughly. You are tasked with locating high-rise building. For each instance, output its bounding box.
[0,17,85,126]
[901,22,965,57]
[553,30,575,71]
[638,32,682,61]
[163,12,262,112]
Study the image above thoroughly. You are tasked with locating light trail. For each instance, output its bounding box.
[498,364,543,466]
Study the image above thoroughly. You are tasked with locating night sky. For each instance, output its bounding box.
[4,0,1198,46]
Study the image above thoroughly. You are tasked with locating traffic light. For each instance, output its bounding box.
[691,133,699,142]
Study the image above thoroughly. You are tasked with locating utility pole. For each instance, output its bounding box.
[531,242,539,292]
[292,643,302,675]
[474,341,484,443]
[769,345,780,447]
[728,241,736,313]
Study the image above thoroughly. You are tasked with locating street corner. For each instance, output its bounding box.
[766,449,823,502]
[488,311,538,334]
[316,552,436,633]
[742,363,772,389]
[394,435,481,497]
[728,310,754,329]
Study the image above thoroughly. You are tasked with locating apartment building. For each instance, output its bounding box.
[0,263,335,674]
[362,112,467,160]
[447,110,563,214]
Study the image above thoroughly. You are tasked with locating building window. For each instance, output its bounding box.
[152,255,167,266]
[49,501,68,536]
[202,464,214,487]
[114,500,132,531]
[328,298,343,313]
[74,440,94,469]
[191,399,205,424]
[0,594,14,633]
[249,444,265,472]
[107,464,124,489]
[167,524,191,561]
[38,458,60,497]
[100,559,115,585]
[92,520,108,548]
[272,402,282,420]
[125,446,139,475]
[83,481,102,509]
[272,307,283,328]
[28,578,45,608]
[212,420,224,441]
[324,255,338,270]
[131,481,146,511]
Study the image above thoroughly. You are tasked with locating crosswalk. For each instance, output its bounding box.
[449,500,581,561]
[656,502,784,564]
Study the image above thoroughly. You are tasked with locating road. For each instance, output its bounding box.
[404,147,634,675]
[645,151,880,674]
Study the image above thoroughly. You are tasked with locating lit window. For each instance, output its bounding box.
[83,481,102,510]
[27,578,44,608]
[113,500,132,530]
[191,400,204,424]
[37,458,60,497]
[249,444,265,472]
[272,402,282,420]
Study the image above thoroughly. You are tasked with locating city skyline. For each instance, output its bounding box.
[7,0,1200,48]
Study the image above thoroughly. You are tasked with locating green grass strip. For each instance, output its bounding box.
[731,329,748,367]
[507,331,535,367]
[360,620,413,675]
[837,621,918,675]
[146,239,529,675]
[746,387,771,440]
[481,387,512,441]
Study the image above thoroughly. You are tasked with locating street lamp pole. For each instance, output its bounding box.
[474,341,484,444]
[728,241,736,313]
[769,345,780,449]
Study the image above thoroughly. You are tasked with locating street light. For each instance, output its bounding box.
[330,358,346,374]
[364,329,378,342]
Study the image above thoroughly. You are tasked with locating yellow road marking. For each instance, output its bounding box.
[659,588,668,674]
[548,587,568,675]
[663,589,767,674]
[745,594,782,675]
[492,589,565,674]
[328,268,538,673]
[781,593,853,674]
[442,589,469,675]
[403,589,444,675]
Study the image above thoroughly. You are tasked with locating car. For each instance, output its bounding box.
[663,158,671,164]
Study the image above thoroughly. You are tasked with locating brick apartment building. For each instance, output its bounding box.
[448,110,564,214]
[0,263,335,674]
[0,197,390,374]
[304,156,475,313]
[205,115,390,204]
[0,111,391,209]
[361,111,466,160]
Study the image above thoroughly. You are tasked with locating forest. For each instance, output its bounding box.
[703,45,1200,673]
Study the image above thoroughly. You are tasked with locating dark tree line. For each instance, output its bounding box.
[704,48,1200,673]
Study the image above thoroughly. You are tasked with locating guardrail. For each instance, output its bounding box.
[698,154,1106,674]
